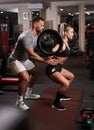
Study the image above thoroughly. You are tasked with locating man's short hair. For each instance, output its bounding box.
[32,16,44,24]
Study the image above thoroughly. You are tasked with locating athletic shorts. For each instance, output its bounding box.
[45,63,62,76]
[8,59,35,74]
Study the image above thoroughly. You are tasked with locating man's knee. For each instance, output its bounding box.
[19,74,30,84]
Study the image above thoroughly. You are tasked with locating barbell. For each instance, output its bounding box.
[37,29,77,56]
[37,29,63,56]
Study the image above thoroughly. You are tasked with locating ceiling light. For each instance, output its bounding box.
[60,8,63,11]
[84,8,86,10]
[85,12,90,15]
[68,13,72,15]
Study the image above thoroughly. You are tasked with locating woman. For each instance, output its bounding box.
[45,23,75,111]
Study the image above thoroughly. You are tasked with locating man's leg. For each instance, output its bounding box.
[16,71,30,111]
[25,67,40,99]
[8,60,30,111]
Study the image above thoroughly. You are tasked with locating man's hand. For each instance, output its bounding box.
[45,56,58,65]
[26,48,58,65]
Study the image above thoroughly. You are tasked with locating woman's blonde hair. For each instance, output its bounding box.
[60,23,73,38]
[60,23,65,38]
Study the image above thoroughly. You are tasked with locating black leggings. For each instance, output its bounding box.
[45,63,62,76]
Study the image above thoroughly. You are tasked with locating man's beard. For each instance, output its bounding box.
[36,27,43,35]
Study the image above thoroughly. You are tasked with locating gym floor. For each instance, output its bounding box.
[0,55,94,130]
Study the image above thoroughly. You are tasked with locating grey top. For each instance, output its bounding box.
[9,30,38,61]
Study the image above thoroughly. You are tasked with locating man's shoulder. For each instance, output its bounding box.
[18,30,31,40]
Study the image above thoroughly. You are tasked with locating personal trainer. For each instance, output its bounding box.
[8,16,58,111]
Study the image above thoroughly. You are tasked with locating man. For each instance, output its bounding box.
[8,16,58,111]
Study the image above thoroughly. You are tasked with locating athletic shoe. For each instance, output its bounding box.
[60,95,71,101]
[15,101,29,111]
[25,92,40,100]
[52,101,66,111]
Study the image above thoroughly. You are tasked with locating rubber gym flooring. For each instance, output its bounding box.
[0,55,94,130]
[26,87,84,130]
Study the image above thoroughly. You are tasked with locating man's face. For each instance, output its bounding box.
[34,20,44,34]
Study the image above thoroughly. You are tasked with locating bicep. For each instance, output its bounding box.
[26,47,42,60]
[26,48,35,56]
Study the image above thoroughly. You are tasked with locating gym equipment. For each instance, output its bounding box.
[80,108,94,129]
[0,24,9,56]
[0,24,17,94]
[0,76,20,94]
[0,56,20,94]
[37,29,63,56]
[0,77,19,84]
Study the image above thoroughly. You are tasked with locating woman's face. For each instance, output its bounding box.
[66,27,74,40]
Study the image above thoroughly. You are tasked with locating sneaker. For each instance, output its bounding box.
[52,102,66,111]
[15,101,29,111]
[60,95,71,101]
[25,93,40,100]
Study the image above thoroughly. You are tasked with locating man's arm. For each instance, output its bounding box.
[26,48,58,65]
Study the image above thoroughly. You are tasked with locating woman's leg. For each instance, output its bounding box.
[61,68,75,85]
[50,67,74,93]
[49,68,74,110]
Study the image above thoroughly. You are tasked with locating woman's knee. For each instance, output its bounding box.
[69,73,75,81]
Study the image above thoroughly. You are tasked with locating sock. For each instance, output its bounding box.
[16,95,23,104]
[26,87,32,94]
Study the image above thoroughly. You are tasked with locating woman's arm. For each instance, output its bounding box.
[52,44,60,52]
